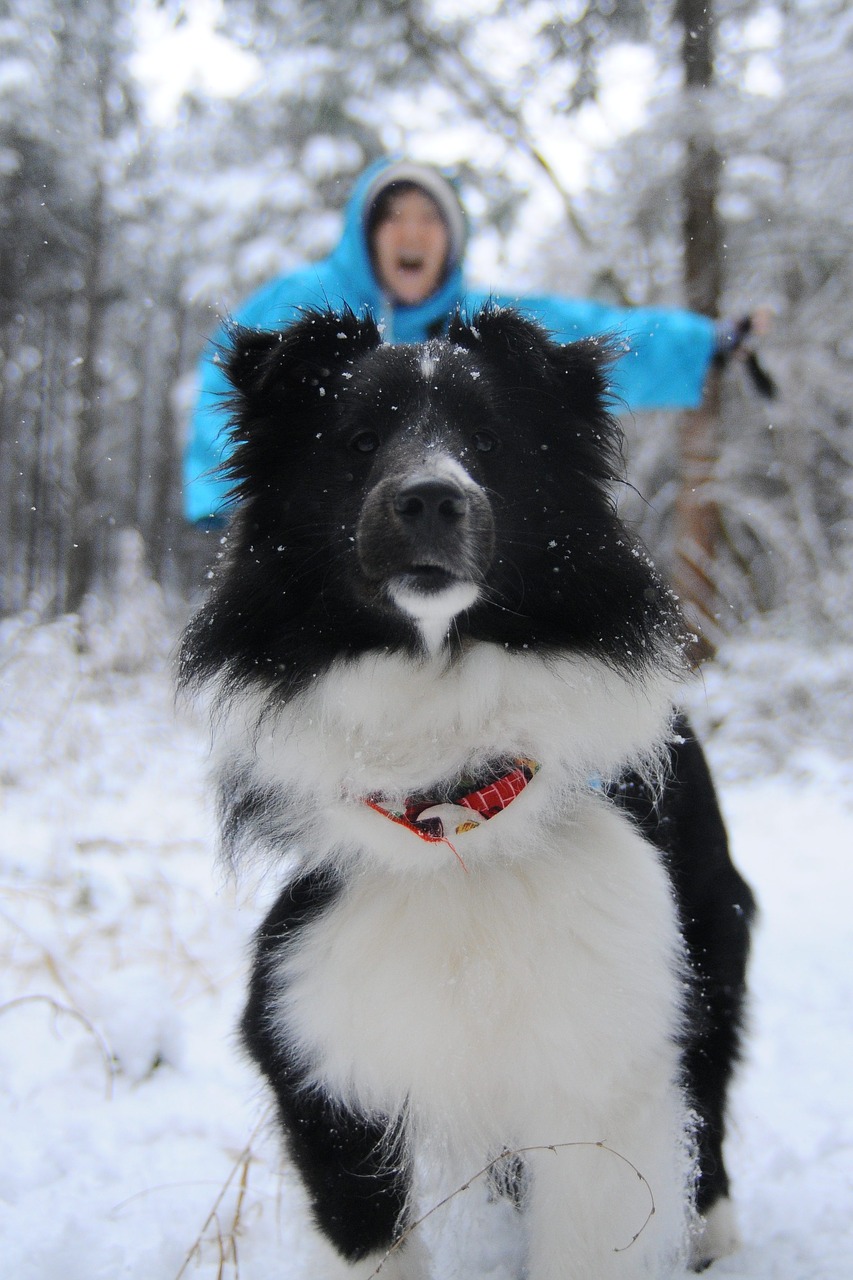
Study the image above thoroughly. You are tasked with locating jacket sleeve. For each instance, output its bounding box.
[483,293,717,412]
[182,270,334,523]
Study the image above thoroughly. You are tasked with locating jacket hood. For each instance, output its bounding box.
[327,157,468,340]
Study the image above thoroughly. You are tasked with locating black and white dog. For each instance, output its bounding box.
[180,306,754,1279]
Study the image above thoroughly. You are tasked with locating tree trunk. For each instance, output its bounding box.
[0,316,29,614]
[64,174,107,614]
[148,297,188,586]
[673,0,724,658]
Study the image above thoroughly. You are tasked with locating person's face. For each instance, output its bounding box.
[371,189,451,305]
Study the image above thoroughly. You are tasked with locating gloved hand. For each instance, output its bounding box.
[713,307,775,398]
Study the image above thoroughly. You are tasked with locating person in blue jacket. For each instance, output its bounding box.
[184,155,749,524]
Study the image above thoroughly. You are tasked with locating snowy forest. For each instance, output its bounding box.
[2,3,853,1280]
[0,0,852,641]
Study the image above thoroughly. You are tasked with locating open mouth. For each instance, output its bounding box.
[396,253,426,276]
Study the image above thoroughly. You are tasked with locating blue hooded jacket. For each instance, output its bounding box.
[183,157,716,522]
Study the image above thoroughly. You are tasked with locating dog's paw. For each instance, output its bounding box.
[689,1197,742,1271]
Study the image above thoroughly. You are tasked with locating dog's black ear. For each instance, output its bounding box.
[450,304,557,367]
[452,305,624,490]
[217,308,382,512]
[450,304,617,415]
[224,306,382,404]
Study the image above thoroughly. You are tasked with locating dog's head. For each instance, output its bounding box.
[182,306,686,693]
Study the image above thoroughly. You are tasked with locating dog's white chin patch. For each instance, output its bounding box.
[389,579,479,653]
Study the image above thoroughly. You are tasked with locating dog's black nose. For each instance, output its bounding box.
[393,478,468,524]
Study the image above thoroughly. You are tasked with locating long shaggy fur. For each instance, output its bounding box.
[180,305,754,1279]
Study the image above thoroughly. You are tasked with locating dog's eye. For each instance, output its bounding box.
[473,430,499,453]
[349,431,380,454]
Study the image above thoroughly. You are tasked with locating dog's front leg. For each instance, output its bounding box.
[295,1211,433,1280]
[264,1079,423,1276]
[523,1102,689,1280]
[240,875,431,1279]
[265,1081,432,1280]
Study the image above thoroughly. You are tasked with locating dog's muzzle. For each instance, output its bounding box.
[356,460,495,619]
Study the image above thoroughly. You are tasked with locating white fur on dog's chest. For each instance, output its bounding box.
[274,798,684,1145]
[224,643,683,879]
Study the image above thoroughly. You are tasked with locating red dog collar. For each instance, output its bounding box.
[366,758,540,844]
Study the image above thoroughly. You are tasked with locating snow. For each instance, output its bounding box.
[132,0,260,125]
[1,608,852,1279]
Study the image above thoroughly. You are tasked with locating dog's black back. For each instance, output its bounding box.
[610,715,755,1216]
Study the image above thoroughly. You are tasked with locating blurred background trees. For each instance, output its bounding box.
[1,0,851,643]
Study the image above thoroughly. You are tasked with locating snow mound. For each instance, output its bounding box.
[1,612,851,1278]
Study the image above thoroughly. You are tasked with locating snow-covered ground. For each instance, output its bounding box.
[1,603,851,1279]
